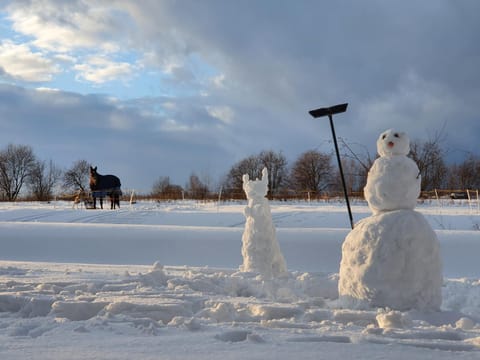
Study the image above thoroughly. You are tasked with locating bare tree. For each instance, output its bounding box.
[63,159,91,193]
[0,143,36,201]
[290,150,334,195]
[340,158,369,193]
[447,153,480,189]
[152,176,170,195]
[224,154,263,197]
[28,159,63,201]
[460,154,480,189]
[224,150,288,198]
[259,150,288,196]
[338,138,374,192]
[339,138,375,172]
[151,176,183,200]
[409,137,447,191]
[186,173,209,200]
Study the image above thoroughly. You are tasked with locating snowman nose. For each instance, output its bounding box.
[387,141,394,148]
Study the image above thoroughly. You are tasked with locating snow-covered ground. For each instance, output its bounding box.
[0,199,479,359]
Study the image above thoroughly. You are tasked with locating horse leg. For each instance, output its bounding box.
[93,196,97,209]
[100,197,104,209]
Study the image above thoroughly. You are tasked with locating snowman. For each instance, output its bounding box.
[240,167,287,278]
[338,129,442,311]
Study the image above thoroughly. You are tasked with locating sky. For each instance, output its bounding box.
[1,0,479,193]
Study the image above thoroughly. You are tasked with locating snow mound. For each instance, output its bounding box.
[338,210,442,310]
[376,308,412,329]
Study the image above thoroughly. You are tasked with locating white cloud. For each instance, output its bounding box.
[211,73,226,89]
[206,105,234,125]
[160,118,191,132]
[54,54,77,64]
[74,56,134,84]
[6,1,122,53]
[0,40,60,82]
[35,86,60,92]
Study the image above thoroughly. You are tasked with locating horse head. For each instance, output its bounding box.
[89,166,98,190]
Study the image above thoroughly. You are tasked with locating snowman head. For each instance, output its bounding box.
[377,129,410,157]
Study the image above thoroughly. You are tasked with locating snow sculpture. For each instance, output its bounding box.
[240,167,287,278]
[339,129,442,311]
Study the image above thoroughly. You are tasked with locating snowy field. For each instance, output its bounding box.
[0,199,479,359]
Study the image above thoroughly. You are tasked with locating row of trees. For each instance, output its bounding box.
[0,144,92,201]
[153,142,480,200]
[1,139,480,202]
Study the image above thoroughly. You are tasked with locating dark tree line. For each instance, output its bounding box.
[0,145,91,201]
[218,138,480,199]
[1,140,479,202]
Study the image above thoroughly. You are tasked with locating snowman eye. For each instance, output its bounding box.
[394,133,399,138]
[382,134,386,139]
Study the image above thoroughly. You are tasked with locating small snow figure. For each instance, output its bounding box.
[364,129,421,214]
[240,167,287,278]
[338,129,442,311]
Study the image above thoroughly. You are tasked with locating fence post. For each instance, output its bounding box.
[434,189,441,207]
[477,190,480,214]
[467,189,472,214]
[130,189,135,205]
[217,186,223,212]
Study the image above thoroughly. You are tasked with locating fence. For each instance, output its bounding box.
[143,188,480,204]
[7,188,479,210]
[428,189,480,214]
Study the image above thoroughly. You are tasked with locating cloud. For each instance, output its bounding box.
[35,86,60,92]
[206,105,234,125]
[6,0,124,53]
[354,70,480,157]
[160,118,192,132]
[0,40,60,82]
[74,56,136,84]
[211,73,226,89]
[54,54,77,64]
[4,0,138,86]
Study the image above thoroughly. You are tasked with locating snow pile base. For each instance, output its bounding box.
[339,209,442,310]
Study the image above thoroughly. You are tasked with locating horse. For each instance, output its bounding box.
[89,166,122,209]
